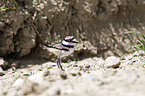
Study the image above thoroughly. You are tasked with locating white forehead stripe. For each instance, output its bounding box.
[65,36,74,40]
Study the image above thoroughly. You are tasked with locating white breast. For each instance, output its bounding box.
[61,48,74,58]
[45,47,74,58]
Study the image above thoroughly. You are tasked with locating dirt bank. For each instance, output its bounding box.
[0,0,145,59]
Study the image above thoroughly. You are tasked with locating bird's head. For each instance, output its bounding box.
[62,36,78,46]
[64,36,78,43]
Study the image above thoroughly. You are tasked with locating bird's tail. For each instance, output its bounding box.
[41,42,53,48]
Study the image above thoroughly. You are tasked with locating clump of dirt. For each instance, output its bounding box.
[0,0,36,57]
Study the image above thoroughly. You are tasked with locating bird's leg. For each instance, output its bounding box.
[59,58,65,71]
[56,57,60,68]
[56,57,64,71]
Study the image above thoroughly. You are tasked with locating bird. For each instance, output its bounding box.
[41,36,78,71]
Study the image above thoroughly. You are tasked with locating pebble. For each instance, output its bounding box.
[60,72,67,80]
[0,67,5,76]
[105,56,120,68]
[12,78,24,87]
[0,58,5,66]
[28,71,44,84]
[65,88,73,94]
[0,57,8,68]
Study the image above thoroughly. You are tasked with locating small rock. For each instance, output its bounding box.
[0,58,5,66]
[12,78,24,87]
[105,56,120,68]
[28,71,44,84]
[0,67,5,76]
[0,57,8,68]
[60,72,67,80]
[65,88,73,94]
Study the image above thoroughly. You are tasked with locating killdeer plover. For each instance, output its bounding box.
[42,36,78,71]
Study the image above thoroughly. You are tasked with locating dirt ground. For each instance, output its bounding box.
[0,53,145,96]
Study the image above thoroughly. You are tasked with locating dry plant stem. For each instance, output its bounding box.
[27,21,46,43]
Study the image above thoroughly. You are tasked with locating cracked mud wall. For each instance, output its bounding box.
[0,0,145,59]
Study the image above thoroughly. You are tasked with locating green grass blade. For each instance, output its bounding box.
[137,39,145,51]
[139,33,145,40]
[123,31,145,55]
[130,41,141,55]
[123,31,140,34]
[137,40,143,46]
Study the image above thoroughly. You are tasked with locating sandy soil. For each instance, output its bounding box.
[0,54,145,96]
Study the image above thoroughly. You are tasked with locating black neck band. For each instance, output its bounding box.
[62,43,74,48]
